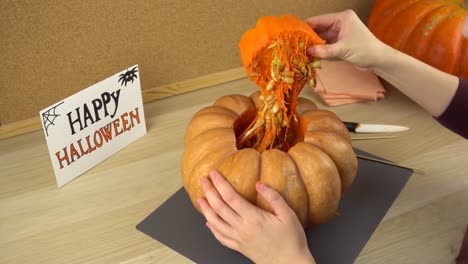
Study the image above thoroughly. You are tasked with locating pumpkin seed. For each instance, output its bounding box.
[266,80,275,90]
[308,78,316,88]
[277,113,283,122]
[282,120,288,127]
[282,76,294,84]
[271,53,281,81]
[259,94,265,101]
[292,57,300,66]
[300,65,307,75]
[299,41,305,49]
[248,118,264,134]
[306,64,312,77]
[259,110,266,118]
[280,71,293,77]
[271,103,280,113]
[258,117,265,125]
[310,60,321,69]
[271,67,279,81]
[267,42,277,49]
[278,62,286,71]
[274,116,281,127]
[250,71,258,77]
[266,94,274,102]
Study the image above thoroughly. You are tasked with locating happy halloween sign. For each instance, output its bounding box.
[40,65,147,187]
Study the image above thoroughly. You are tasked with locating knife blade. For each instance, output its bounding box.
[343,121,409,133]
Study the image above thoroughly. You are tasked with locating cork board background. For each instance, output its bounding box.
[0,0,375,126]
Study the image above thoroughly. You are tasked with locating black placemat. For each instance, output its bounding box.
[137,148,412,263]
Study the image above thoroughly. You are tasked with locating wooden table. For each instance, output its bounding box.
[1,77,467,263]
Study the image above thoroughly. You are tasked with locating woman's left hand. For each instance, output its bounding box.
[198,170,315,264]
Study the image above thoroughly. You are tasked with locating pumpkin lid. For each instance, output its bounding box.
[239,15,324,71]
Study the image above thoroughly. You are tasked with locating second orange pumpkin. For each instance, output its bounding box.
[368,0,468,78]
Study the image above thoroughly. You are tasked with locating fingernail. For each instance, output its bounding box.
[209,170,218,179]
[256,182,266,191]
[197,198,204,207]
[307,46,316,55]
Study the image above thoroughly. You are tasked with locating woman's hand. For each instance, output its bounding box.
[198,170,315,264]
[306,9,386,69]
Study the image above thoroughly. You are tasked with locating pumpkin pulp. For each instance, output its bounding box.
[236,31,323,153]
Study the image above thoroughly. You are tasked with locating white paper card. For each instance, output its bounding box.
[40,65,147,187]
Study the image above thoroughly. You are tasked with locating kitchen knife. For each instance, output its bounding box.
[344,121,409,133]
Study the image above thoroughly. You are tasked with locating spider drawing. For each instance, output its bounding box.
[118,66,138,86]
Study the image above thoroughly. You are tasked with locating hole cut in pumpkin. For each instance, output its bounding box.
[230,92,307,152]
[237,15,325,153]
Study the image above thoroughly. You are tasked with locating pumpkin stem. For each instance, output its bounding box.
[237,33,321,152]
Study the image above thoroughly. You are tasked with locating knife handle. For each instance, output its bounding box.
[343,121,359,132]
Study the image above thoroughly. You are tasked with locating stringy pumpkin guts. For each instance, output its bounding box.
[238,15,325,152]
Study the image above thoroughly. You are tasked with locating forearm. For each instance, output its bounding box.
[268,248,316,264]
[284,252,316,264]
[371,44,459,117]
[296,251,316,264]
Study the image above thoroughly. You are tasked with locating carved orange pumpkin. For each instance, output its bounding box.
[368,0,468,78]
[182,15,358,227]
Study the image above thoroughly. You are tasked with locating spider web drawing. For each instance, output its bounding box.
[42,101,64,137]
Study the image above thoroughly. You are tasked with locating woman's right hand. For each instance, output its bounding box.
[306,10,388,70]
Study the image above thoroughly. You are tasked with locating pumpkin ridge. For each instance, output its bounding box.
[284,155,309,226]
[368,0,398,32]
[303,131,358,194]
[381,0,429,45]
[423,7,463,72]
[184,106,238,144]
[218,148,260,204]
[393,2,448,50]
[393,0,426,17]
[214,94,254,116]
[450,11,466,75]
[257,148,309,226]
[401,4,454,58]
[188,148,238,211]
[298,109,351,143]
[288,142,341,226]
[425,7,460,36]
[182,128,237,186]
